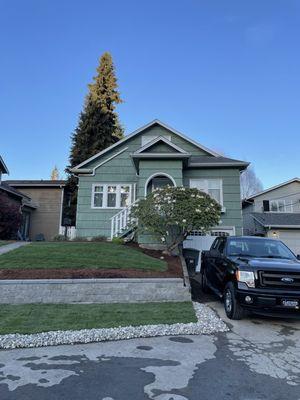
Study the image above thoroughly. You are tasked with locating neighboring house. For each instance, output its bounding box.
[70,120,249,247]
[5,180,66,241]
[243,178,300,255]
[0,155,9,184]
[0,156,36,240]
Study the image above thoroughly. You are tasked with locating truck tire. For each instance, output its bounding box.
[224,282,244,320]
[201,269,210,294]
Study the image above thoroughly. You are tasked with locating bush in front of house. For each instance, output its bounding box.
[91,235,108,242]
[111,237,124,245]
[52,234,68,241]
[131,186,221,254]
[71,236,89,242]
[0,192,22,239]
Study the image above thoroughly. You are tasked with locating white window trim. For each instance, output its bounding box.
[269,199,293,213]
[189,178,224,207]
[144,173,176,196]
[91,183,132,209]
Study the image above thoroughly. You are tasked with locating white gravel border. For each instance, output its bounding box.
[0,302,229,350]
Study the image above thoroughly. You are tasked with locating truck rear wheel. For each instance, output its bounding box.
[224,282,244,320]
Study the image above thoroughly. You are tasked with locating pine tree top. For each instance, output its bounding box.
[51,165,59,180]
[88,52,122,112]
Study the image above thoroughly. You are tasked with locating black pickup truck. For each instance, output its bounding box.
[201,236,300,319]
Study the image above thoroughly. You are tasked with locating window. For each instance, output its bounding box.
[141,135,171,146]
[212,238,220,249]
[217,238,226,254]
[211,231,230,237]
[93,185,104,207]
[107,186,117,207]
[190,179,223,205]
[227,238,296,260]
[120,185,131,207]
[269,199,293,213]
[92,184,132,209]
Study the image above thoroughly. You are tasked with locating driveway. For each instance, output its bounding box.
[0,299,300,399]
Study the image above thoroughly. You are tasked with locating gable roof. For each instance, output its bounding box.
[0,156,9,174]
[246,178,300,200]
[133,135,189,155]
[0,182,24,199]
[252,212,300,228]
[71,119,221,171]
[0,182,37,208]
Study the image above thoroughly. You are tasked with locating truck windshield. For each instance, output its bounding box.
[227,238,296,260]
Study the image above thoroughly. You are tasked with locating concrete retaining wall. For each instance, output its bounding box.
[0,278,191,304]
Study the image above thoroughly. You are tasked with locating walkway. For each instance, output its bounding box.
[0,241,30,255]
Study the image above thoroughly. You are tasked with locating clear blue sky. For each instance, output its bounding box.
[1,0,299,188]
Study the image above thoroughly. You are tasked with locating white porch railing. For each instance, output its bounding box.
[110,200,139,239]
[59,226,76,240]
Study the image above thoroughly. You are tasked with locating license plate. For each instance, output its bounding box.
[281,299,299,308]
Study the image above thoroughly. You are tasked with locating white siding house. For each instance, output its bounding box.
[243,178,300,255]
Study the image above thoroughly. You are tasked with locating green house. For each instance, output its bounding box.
[70,120,249,247]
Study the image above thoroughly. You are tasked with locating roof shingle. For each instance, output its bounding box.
[252,212,300,227]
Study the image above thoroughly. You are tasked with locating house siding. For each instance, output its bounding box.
[15,187,63,241]
[252,182,300,213]
[242,181,300,237]
[183,168,243,235]
[76,124,244,241]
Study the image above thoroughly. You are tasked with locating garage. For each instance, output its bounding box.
[269,230,300,256]
[183,227,235,272]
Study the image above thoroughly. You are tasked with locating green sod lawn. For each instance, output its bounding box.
[0,241,10,247]
[0,302,197,335]
[0,242,167,271]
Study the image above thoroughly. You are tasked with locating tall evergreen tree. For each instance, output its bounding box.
[65,53,123,224]
[51,165,59,180]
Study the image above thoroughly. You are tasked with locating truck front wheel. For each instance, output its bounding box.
[224,282,244,320]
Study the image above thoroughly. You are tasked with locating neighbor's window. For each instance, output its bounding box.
[190,179,223,205]
[270,199,293,213]
[92,184,132,208]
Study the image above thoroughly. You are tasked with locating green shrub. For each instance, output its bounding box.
[111,237,124,245]
[52,234,68,241]
[91,235,107,242]
[71,236,89,242]
[131,186,221,254]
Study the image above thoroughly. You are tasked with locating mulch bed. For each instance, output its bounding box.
[0,245,183,280]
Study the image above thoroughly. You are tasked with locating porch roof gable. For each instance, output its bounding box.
[133,135,189,155]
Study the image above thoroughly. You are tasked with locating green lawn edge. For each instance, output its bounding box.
[0,241,10,247]
[0,302,197,335]
[0,242,167,271]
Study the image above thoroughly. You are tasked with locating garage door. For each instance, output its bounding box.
[277,230,300,256]
[183,227,235,272]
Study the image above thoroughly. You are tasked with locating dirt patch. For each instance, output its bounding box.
[0,245,183,280]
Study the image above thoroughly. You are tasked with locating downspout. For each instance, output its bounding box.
[58,186,64,233]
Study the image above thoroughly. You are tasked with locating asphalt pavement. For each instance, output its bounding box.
[0,295,299,400]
